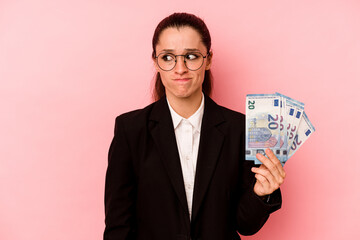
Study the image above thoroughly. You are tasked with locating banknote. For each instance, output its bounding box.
[246,94,281,164]
[246,93,314,165]
[288,112,315,158]
[276,93,288,162]
[276,93,305,162]
[286,101,305,155]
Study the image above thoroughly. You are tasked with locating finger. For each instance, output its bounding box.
[251,167,277,186]
[256,152,281,177]
[255,153,284,184]
[265,148,286,178]
[254,173,269,186]
[253,167,282,194]
[254,173,270,196]
[258,164,284,186]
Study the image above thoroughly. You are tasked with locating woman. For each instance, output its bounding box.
[104,12,285,240]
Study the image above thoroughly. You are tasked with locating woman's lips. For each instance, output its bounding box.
[174,78,191,81]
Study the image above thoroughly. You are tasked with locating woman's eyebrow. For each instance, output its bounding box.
[160,49,175,52]
[160,48,201,53]
[184,48,201,52]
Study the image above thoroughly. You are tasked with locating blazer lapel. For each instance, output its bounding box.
[191,95,225,222]
[148,97,190,218]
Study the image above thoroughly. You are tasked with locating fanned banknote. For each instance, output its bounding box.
[246,93,315,165]
[288,112,315,158]
[246,94,281,164]
[285,101,305,155]
[276,93,288,162]
[276,93,305,162]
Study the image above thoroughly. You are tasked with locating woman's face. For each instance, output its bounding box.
[154,26,211,101]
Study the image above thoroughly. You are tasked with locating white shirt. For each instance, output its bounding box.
[167,94,205,220]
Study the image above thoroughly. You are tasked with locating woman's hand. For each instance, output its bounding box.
[251,148,286,197]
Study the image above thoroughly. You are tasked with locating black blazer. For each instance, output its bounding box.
[104,95,281,240]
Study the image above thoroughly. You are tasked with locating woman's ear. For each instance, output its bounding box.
[205,51,213,70]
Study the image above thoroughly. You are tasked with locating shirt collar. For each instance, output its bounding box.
[167,93,205,132]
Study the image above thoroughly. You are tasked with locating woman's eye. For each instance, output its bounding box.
[161,54,174,61]
[186,53,199,60]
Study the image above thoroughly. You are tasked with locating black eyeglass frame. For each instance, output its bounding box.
[155,52,210,71]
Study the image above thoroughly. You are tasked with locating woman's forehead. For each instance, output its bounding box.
[156,26,206,52]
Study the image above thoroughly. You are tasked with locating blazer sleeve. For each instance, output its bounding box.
[235,133,282,236]
[104,116,137,240]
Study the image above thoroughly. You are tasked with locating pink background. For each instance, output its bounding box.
[1,0,359,239]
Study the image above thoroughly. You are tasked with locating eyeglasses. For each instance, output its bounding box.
[155,52,209,71]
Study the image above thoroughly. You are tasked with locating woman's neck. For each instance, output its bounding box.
[166,92,203,119]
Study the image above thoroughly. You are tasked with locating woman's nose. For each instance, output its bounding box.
[174,56,188,74]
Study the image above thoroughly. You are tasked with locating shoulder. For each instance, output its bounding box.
[112,101,158,135]
[205,95,245,123]
[115,103,153,123]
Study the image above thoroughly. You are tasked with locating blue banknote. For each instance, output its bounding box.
[288,112,315,158]
[276,93,305,162]
[246,93,314,165]
[246,94,281,164]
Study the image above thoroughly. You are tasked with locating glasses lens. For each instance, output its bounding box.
[157,53,176,71]
[184,52,204,71]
